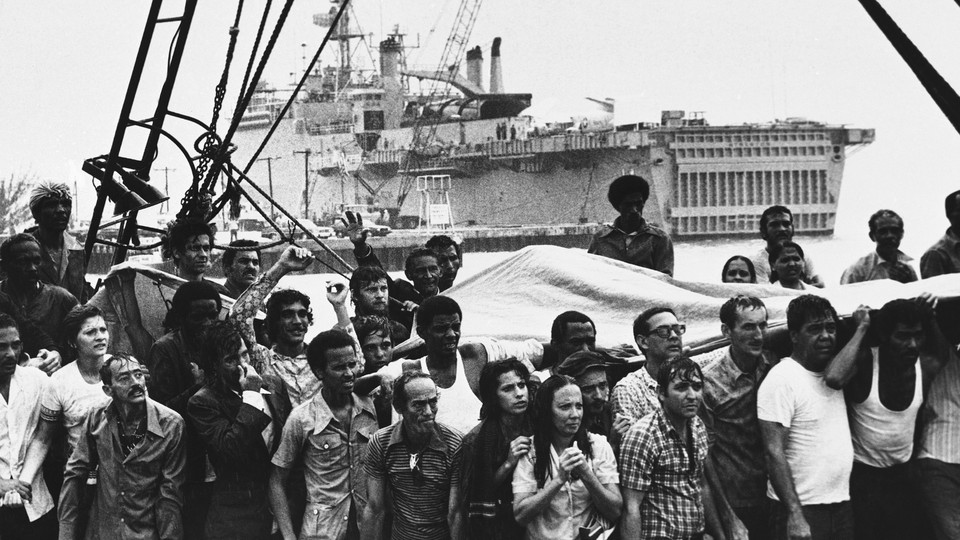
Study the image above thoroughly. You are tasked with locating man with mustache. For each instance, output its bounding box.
[824,297,945,540]
[59,355,186,540]
[758,295,852,540]
[362,371,464,540]
[841,209,918,284]
[222,240,261,298]
[25,182,91,303]
[700,296,779,540]
[230,245,319,407]
[751,206,823,287]
[588,174,674,276]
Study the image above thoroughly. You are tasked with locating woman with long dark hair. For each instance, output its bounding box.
[512,375,621,540]
[721,255,757,284]
[461,358,534,540]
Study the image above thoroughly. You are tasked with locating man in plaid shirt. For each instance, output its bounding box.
[619,356,710,540]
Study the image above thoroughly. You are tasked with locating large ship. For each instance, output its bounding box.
[230,4,875,241]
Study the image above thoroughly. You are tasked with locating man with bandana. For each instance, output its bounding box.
[25,182,91,302]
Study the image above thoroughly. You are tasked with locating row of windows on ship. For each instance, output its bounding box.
[676,144,842,160]
[675,131,828,143]
[676,169,835,208]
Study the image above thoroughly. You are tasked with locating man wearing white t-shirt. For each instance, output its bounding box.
[758,295,853,540]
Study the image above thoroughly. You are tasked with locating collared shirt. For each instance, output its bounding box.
[29,229,90,303]
[840,250,917,284]
[0,366,53,521]
[0,280,78,346]
[918,351,960,463]
[512,433,619,540]
[59,398,187,540]
[272,392,379,540]
[588,218,675,276]
[699,347,776,507]
[40,361,111,461]
[619,408,708,539]
[365,421,463,540]
[920,228,960,278]
[611,367,660,424]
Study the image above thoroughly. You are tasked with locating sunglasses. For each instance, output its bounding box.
[648,324,686,339]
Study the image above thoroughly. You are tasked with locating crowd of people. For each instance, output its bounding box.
[0,178,959,540]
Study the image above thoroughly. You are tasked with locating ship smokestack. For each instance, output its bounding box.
[379,37,401,79]
[466,46,484,92]
[489,37,503,93]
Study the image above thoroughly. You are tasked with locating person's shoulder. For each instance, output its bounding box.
[49,361,79,385]
[592,224,617,239]
[188,385,219,406]
[640,221,669,238]
[587,431,614,452]
[44,283,77,302]
[17,364,49,386]
[436,422,464,445]
[150,398,185,426]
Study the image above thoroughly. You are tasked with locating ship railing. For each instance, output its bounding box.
[305,122,354,136]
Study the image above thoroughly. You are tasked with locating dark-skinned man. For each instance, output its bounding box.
[165,219,231,297]
[840,209,918,284]
[751,206,824,287]
[588,174,674,276]
[25,182,91,303]
[920,188,960,278]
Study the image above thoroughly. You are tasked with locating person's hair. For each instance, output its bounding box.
[0,313,18,333]
[265,289,313,341]
[425,234,462,261]
[164,219,213,263]
[786,295,838,333]
[531,375,592,488]
[390,320,410,343]
[196,320,244,387]
[550,311,596,343]
[349,265,390,294]
[719,295,767,328]
[163,281,222,332]
[0,233,41,267]
[99,353,140,386]
[478,358,530,420]
[633,306,676,338]
[768,241,805,283]
[945,189,960,218]
[354,315,392,344]
[720,255,756,284]
[607,174,650,209]
[404,247,439,273]
[306,329,357,373]
[222,239,260,268]
[392,371,435,413]
[656,355,704,396]
[29,182,72,221]
[875,298,928,339]
[759,205,793,237]
[867,209,903,236]
[416,295,462,330]
[62,304,105,355]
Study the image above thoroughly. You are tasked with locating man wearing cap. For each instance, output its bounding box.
[556,350,630,439]
[587,174,674,276]
[26,182,90,302]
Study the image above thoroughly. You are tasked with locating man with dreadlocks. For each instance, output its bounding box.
[25,182,91,302]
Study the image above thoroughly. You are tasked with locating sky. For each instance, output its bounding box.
[1,0,959,253]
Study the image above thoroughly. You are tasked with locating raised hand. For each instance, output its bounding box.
[326,280,349,306]
[340,211,369,246]
[34,349,62,375]
[277,245,314,273]
[506,436,532,468]
[189,362,205,386]
[240,362,263,392]
[852,305,871,328]
[612,414,632,436]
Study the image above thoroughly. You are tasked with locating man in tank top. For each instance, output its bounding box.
[823,296,944,540]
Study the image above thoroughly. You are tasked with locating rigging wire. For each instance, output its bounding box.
[237,0,275,104]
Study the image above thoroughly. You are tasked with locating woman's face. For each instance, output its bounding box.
[495,370,529,416]
[550,384,583,437]
[774,247,805,283]
[723,259,753,283]
[74,316,109,359]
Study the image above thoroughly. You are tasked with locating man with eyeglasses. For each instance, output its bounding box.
[588,174,674,276]
[758,295,853,540]
[841,209,917,284]
[362,371,463,540]
[611,307,687,427]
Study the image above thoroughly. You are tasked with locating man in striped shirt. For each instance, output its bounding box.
[361,372,463,540]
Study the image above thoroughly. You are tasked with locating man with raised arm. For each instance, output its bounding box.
[230,244,319,407]
[221,239,262,298]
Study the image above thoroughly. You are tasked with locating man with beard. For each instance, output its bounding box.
[824,298,945,540]
[362,372,464,540]
[26,182,91,302]
[751,206,823,287]
[758,295,853,540]
[188,321,290,540]
[165,219,230,297]
[378,296,547,434]
[588,174,674,276]
[0,234,78,347]
[920,189,960,278]
[556,350,630,438]
[222,240,261,298]
[231,245,319,406]
[147,281,221,540]
[59,355,186,540]
[349,265,410,341]
[700,296,779,540]
[841,210,918,284]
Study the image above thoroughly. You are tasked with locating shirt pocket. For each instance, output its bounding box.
[307,433,347,466]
